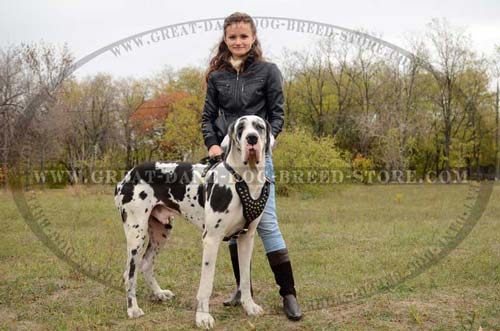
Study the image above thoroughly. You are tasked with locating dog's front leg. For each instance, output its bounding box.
[195,232,222,329]
[237,228,264,316]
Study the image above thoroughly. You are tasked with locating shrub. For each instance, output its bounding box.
[352,153,374,184]
[272,128,350,197]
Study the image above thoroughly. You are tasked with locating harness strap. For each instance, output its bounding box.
[200,154,224,179]
[222,160,243,182]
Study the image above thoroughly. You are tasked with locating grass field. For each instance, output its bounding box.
[0,183,499,330]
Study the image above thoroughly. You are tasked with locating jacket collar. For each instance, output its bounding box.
[224,49,257,74]
[243,49,256,69]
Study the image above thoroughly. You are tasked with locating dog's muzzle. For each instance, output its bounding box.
[244,134,262,164]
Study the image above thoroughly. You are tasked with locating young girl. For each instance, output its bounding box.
[201,12,302,321]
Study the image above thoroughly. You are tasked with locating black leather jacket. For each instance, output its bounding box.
[201,51,285,149]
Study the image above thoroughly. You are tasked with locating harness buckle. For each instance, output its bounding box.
[233,174,244,183]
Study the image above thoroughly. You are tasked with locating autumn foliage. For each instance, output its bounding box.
[131,91,189,136]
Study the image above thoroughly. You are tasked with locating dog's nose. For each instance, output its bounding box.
[246,134,258,146]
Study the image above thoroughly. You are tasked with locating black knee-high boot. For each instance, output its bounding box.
[267,248,303,321]
[223,243,253,306]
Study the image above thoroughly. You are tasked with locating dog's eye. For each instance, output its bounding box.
[237,125,244,138]
[255,124,265,132]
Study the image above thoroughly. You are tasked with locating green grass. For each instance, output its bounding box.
[0,183,499,330]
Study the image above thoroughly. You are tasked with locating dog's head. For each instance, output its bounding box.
[223,115,274,166]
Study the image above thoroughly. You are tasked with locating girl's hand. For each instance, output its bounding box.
[208,145,224,158]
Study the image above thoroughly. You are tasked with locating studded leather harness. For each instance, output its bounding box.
[199,155,271,242]
[221,161,271,241]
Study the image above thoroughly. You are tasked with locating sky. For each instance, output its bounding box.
[1,0,499,79]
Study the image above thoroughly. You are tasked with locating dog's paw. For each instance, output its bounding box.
[127,306,145,318]
[196,311,215,329]
[242,300,264,316]
[153,289,175,302]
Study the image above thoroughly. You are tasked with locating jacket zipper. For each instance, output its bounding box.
[235,70,241,108]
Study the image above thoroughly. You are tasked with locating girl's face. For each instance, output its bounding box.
[224,22,256,58]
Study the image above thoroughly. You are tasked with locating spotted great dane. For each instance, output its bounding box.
[114,115,275,329]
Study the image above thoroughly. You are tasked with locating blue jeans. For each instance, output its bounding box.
[229,153,286,253]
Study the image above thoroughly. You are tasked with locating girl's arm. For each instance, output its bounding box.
[266,63,285,138]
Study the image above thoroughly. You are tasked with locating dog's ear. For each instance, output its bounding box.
[225,119,236,155]
[265,120,275,154]
[220,135,230,153]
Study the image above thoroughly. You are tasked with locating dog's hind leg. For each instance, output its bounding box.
[122,210,148,318]
[141,216,175,302]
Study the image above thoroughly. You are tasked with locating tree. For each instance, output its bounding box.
[163,93,204,161]
[0,42,73,189]
[0,45,24,178]
[55,74,119,181]
[131,92,184,161]
[423,18,475,178]
[115,78,149,169]
[285,48,334,136]
[492,44,500,180]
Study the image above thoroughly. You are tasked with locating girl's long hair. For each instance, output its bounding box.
[205,12,263,82]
